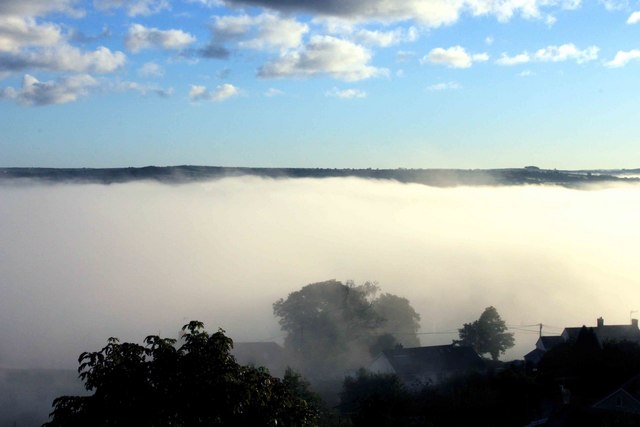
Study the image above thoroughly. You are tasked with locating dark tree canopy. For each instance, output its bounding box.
[453,306,514,360]
[44,321,317,427]
[273,280,421,373]
[372,293,421,348]
[339,369,410,426]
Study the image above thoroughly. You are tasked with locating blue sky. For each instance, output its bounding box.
[0,0,639,168]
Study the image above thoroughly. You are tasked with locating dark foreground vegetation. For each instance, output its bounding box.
[43,321,318,426]
[41,282,640,426]
[43,319,640,427]
[1,165,638,187]
[342,332,640,427]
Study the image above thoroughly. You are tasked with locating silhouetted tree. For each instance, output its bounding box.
[43,321,317,427]
[372,293,421,348]
[453,306,514,360]
[282,368,324,418]
[273,280,420,373]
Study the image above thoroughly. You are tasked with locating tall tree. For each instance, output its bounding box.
[453,306,514,360]
[273,280,421,374]
[44,321,318,426]
[373,293,421,348]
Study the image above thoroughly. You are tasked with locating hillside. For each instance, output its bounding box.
[1,166,638,187]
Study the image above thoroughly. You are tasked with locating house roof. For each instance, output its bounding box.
[539,336,564,350]
[378,344,485,377]
[562,325,640,344]
[618,374,640,398]
[524,348,545,365]
[592,374,640,414]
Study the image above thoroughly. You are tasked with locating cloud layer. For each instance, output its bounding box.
[224,0,581,26]
[2,178,640,369]
[0,0,635,108]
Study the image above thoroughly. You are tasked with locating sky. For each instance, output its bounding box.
[0,0,639,168]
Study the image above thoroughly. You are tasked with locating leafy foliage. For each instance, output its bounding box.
[339,369,411,426]
[453,306,514,360]
[372,293,421,348]
[273,280,420,373]
[43,321,317,427]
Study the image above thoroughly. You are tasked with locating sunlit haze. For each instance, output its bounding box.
[1,177,638,368]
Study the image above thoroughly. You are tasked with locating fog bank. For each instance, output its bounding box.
[1,177,639,368]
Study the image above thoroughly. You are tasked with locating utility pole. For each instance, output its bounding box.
[539,323,543,338]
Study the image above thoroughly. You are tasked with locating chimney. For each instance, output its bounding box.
[632,319,638,329]
[597,317,604,328]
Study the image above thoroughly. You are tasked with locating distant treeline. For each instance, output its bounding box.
[1,166,639,187]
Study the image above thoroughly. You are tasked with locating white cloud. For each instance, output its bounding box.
[313,17,356,35]
[188,84,207,100]
[186,0,223,6]
[485,36,494,45]
[211,14,258,39]
[422,46,487,69]
[599,0,628,11]
[626,11,640,24]
[264,87,283,97]
[354,26,418,47]
[93,0,170,16]
[396,50,415,62]
[189,82,240,101]
[426,81,461,91]
[229,0,462,27]
[472,52,489,62]
[1,73,97,105]
[125,24,196,52]
[534,43,598,63]
[496,44,598,67]
[545,14,557,26]
[211,13,308,52]
[224,0,582,27]
[325,87,366,98]
[258,35,387,81]
[114,80,173,97]
[0,44,126,73]
[0,16,62,52]
[518,70,534,77]
[240,15,308,51]
[496,52,531,65]
[466,0,581,21]
[604,49,640,68]
[0,0,80,17]
[138,61,163,77]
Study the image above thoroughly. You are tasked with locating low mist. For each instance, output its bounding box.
[1,177,639,368]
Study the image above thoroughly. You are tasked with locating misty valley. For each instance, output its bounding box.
[1,170,640,426]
